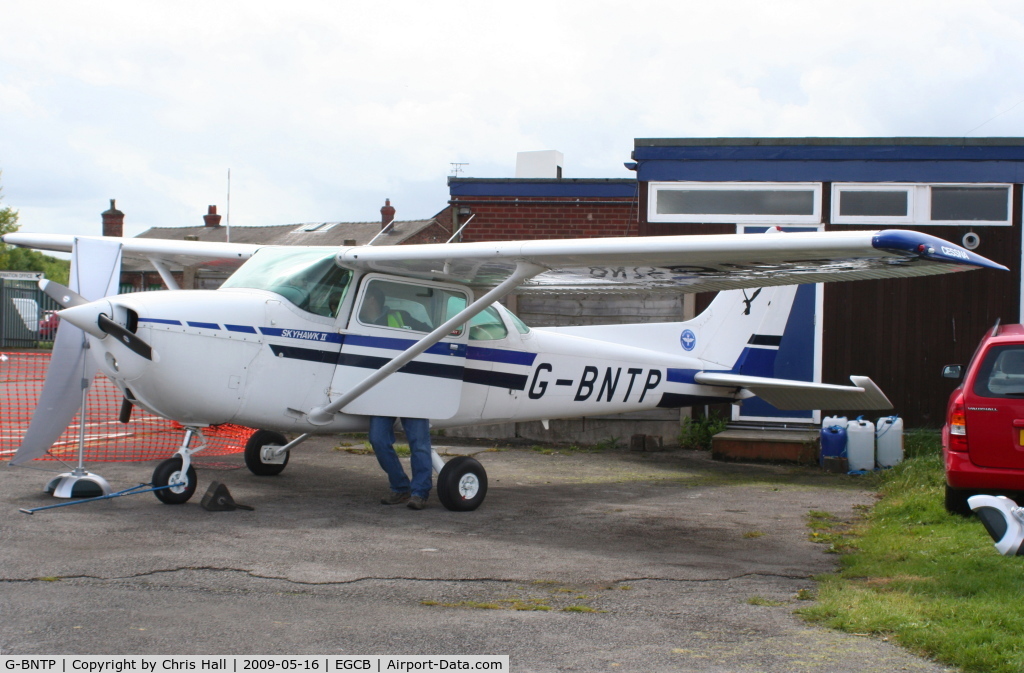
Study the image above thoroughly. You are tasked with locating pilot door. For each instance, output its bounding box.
[330,275,470,419]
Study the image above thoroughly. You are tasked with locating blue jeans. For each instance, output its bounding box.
[369,417,433,499]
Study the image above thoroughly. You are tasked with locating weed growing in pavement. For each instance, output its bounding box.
[677,413,728,450]
[747,596,785,607]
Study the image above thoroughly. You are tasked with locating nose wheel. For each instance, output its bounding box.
[152,426,204,504]
[152,456,197,505]
[436,456,488,511]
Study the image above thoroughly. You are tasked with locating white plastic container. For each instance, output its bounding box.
[875,415,904,468]
[846,417,876,472]
[822,415,848,430]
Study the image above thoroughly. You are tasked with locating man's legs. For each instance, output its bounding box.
[400,417,433,499]
[369,416,411,495]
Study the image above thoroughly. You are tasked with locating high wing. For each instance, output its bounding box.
[3,228,1004,293]
[336,228,1005,292]
[1,233,261,272]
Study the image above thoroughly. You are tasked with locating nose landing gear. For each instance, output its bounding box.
[151,427,204,504]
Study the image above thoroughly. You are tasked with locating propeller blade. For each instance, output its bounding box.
[118,396,134,424]
[10,324,92,465]
[98,313,153,361]
[39,279,88,308]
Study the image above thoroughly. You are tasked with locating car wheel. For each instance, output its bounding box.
[944,485,974,516]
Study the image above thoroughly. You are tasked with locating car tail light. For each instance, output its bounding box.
[948,392,968,452]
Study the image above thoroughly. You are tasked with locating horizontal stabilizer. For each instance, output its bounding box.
[694,373,892,411]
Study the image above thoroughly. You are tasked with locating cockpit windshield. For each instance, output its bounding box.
[221,247,352,317]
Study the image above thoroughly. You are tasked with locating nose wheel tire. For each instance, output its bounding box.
[244,430,290,476]
[437,456,488,512]
[152,456,198,505]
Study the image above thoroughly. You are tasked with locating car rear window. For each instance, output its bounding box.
[973,345,1024,398]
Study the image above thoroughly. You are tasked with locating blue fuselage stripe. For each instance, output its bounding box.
[467,345,536,366]
[139,318,182,326]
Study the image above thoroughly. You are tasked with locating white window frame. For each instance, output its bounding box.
[648,182,822,224]
[830,183,915,225]
[832,183,1012,227]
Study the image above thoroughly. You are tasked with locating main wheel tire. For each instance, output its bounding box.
[436,456,487,512]
[153,456,198,505]
[244,430,290,476]
[945,485,974,516]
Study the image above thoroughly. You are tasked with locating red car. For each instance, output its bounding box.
[943,322,1024,515]
[38,310,60,340]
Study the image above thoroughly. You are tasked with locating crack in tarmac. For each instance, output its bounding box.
[2,567,813,585]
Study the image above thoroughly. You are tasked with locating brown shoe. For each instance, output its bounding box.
[381,491,411,505]
[407,495,427,510]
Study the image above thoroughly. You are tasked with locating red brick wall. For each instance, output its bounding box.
[452,197,638,243]
[401,211,455,245]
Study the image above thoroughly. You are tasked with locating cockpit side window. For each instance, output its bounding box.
[221,248,352,318]
[356,278,469,334]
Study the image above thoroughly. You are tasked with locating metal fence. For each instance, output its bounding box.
[0,279,62,349]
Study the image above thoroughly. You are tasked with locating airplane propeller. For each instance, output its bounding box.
[10,238,124,469]
[97,313,154,361]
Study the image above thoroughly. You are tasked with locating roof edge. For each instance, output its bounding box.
[634,137,1024,148]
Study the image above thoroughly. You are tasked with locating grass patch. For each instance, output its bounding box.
[422,581,609,614]
[530,444,595,455]
[747,595,785,607]
[799,429,1024,673]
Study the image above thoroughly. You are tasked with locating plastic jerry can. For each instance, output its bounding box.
[819,417,848,467]
[875,415,904,468]
[846,417,876,472]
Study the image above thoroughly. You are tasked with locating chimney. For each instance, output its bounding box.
[102,199,124,237]
[204,205,222,228]
[380,198,396,231]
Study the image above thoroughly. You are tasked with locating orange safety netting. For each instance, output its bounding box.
[1,351,251,462]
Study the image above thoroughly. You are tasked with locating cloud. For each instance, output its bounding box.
[2,0,1023,238]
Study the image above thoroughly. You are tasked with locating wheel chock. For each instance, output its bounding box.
[201,481,254,512]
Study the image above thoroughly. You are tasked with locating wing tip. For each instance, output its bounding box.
[873,230,1008,271]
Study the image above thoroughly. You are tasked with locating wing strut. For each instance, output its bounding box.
[305,261,546,426]
[146,256,181,290]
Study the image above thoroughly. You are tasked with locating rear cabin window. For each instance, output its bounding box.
[436,296,511,341]
[973,345,1024,398]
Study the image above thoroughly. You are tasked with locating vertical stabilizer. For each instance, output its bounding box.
[683,283,798,374]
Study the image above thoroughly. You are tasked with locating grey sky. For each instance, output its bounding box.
[2,0,1023,239]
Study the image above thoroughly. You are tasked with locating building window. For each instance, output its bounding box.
[648,182,821,223]
[931,186,1009,222]
[839,190,908,218]
[832,183,1011,226]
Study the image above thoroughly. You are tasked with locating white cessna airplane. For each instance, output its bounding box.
[2,227,1005,510]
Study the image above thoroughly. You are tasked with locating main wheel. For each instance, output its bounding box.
[153,456,198,505]
[436,456,488,512]
[244,430,290,476]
